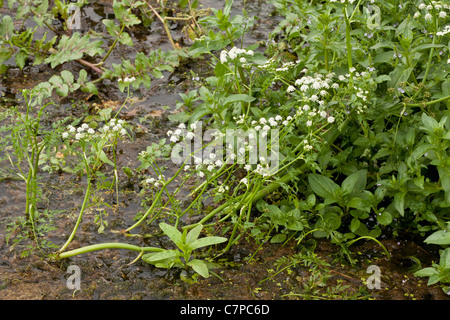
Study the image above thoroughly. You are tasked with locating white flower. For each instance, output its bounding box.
[198,171,205,178]
[414,12,421,18]
[240,177,248,185]
[87,128,95,135]
[307,120,313,127]
[178,123,186,129]
[62,132,69,139]
[75,133,83,140]
[190,122,197,130]
[68,126,76,133]
[220,51,227,63]
[215,160,223,167]
[338,75,346,81]
[77,127,84,133]
[418,3,426,10]
[103,125,110,132]
[120,129,127,136]
[170,135,179,143]
[207,165,214,172]
[244,164,251,171]
[327,116,335,123]
[300,84,309,92]
[186,132,195,140]
[320,110,327,118]
[287,85,295,93]
[425,13,432,21]
[246,50,254,56]
[240,57,247,63]
[349,67,356,73]
[439,11,447,18]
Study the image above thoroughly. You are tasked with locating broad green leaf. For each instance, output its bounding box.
[190,236,227,250]
[187,259,209,278]
[308,173,340,202]
[270,233,287,243]
[159,223,183,249]
[376,211,393,226]
[61,70,74,84]
[186,224,203,244]
[0,15,14,40]
[142,250,180,263]
[98,149,114,166]
[341,170,367,196]
[424,230,450,245]
[393,191,406,216]
[350,218,360,233]
[440,248,450,269]
[414,267,438,277]
[347,197,371,212]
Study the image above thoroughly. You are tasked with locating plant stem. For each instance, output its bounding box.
[58,179,91,253]
[57,243,163,259]
[101,23,125,63]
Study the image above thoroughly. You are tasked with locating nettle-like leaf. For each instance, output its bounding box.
[44,33,104,68]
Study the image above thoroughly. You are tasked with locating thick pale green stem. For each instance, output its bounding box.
[58,180,91,253]
[57,243,163,259]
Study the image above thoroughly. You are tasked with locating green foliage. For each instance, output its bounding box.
[142,223,227,278]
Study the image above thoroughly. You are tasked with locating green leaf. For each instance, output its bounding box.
[393,191,406,216]
[159,223,183,249]
[186,224,203,244]
[341,170,367,196]
[98,149,114,166]
[347,197,371,212]
[350,218,360,233]
[223,94,256,105]
[44,33,104,68]
[187,259,210,278]
[270,233,287,243]
[142,250,180,263]
[308,173,340,202]
[376,211,393,226]
[190,235,227,250]
[15,48,28,69]
[414,267,438,277]
[424,230,450,245]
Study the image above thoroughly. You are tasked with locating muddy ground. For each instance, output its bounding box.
[0,0,449,301]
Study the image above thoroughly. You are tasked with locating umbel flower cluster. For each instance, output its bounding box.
[62,118,128,142]
[414,1,449,22]
[166,120,281,179]
[220,46,255,64]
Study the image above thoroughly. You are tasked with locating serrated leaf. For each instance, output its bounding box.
[44,33,104,68]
